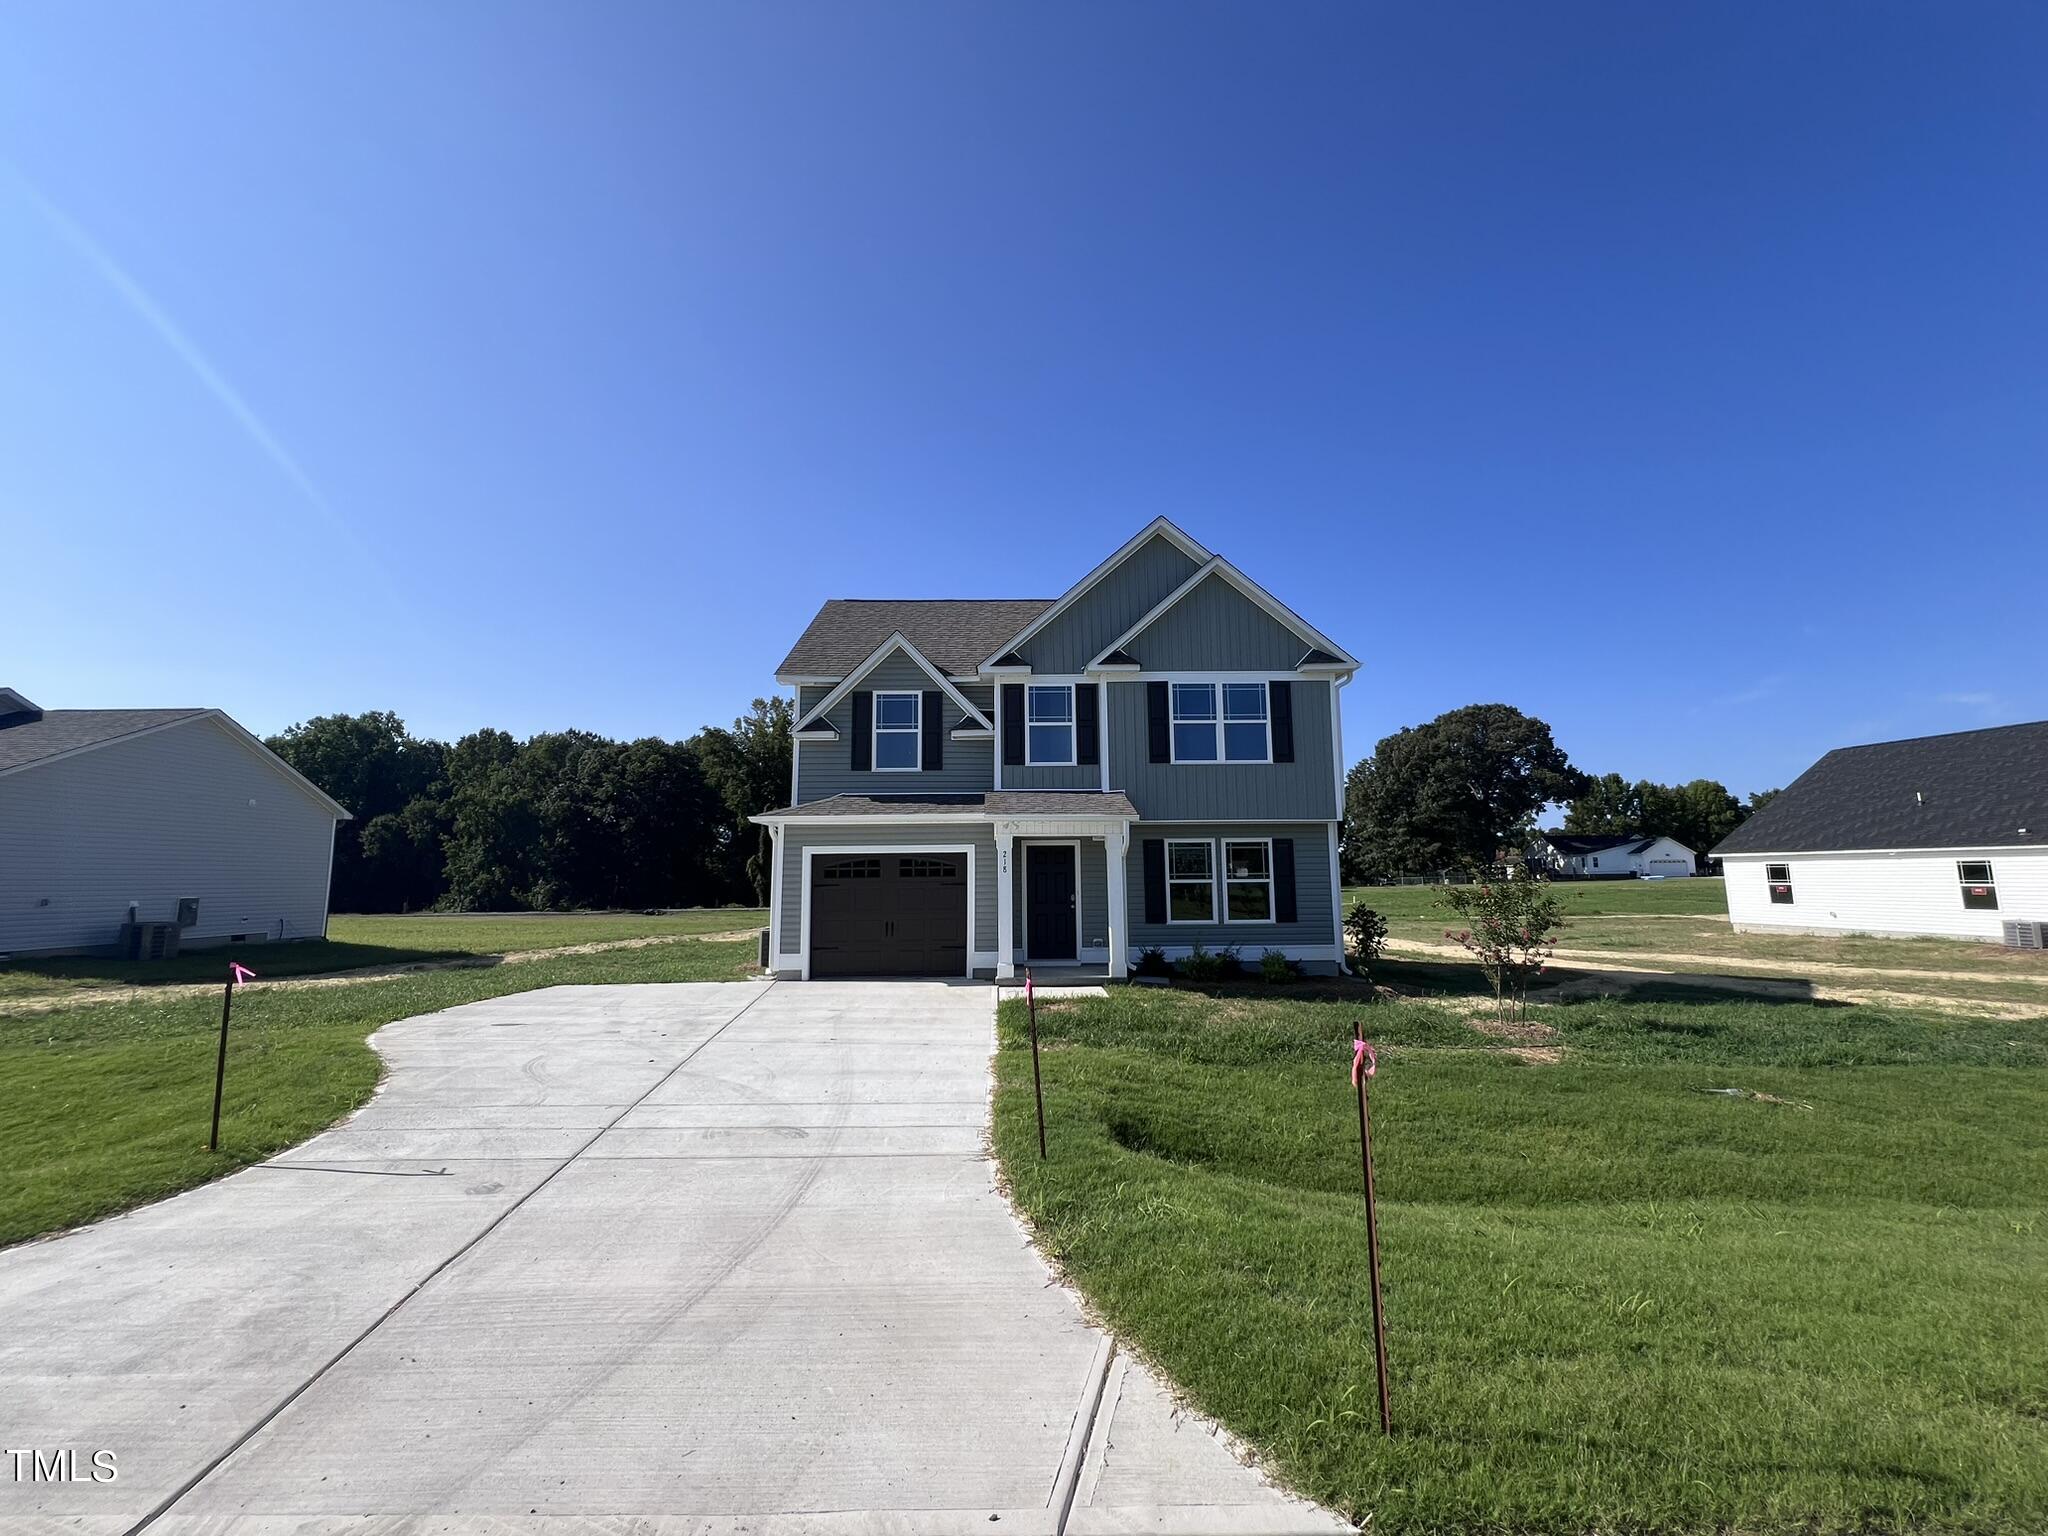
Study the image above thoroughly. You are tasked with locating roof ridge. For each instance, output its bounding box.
[1829,718,2047,752]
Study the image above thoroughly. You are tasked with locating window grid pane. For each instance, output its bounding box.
[1027,687,1073,724]
[1171,684,1217,721]
[1227,882,1272,921]
[876,693,919,728]
[1223,684,1267,721]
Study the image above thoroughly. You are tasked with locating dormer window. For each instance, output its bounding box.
[873,692,920,770]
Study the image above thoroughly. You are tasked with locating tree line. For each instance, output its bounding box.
[266,701,791,913]
[1339,703,1778,882]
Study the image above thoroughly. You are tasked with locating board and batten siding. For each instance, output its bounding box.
[1124,822,1340,957]
[1010,837,1111,955]
[776,821,998,959]
[0,717,340,955]
[1724,849,2048,940]
[1107,679,1337,821]
[1017,533,1200,673]
[1123,571,1310,672]
[796,654,993,803]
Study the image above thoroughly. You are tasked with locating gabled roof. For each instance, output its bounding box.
[1535,832,1653,856]
[976,517,1212,672]
[792,633,994,733]
[0,707,351,819]
[1712,720,2048,856]
[777,600,1052,681]
[1086,555,1360,671]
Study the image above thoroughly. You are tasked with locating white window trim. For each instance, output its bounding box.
[1958,860,1998,908]
[1221,837,1276,925]
[873,690,921,773]
[1025,683,1078,767]
[1165,837,1217,925]
[1168,680,1271,765]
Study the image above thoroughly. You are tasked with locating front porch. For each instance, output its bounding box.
[993,812,1132,981]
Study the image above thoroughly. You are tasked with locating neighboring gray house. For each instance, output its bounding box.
[0,689,350,957]
[752,520,1359,979]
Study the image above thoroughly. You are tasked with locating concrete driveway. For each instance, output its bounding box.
[0,981,1344,1535]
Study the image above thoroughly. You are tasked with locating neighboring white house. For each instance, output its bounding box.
[0,689,350,957]
[1528,832,1697,879]
[1712,720,2048,942]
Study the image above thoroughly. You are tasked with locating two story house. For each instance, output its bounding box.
[752,519,1358,980]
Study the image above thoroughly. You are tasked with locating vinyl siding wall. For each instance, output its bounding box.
[795,655,993,803]
[0,718,339,955]
[1108,679,1337,821]
[1010,837,1111,956]
[1017,534,1200,673]
[776,821,998,960]
[1125,822,1339,956]
[1724,849,2048,939]
[1124,571,1309,671]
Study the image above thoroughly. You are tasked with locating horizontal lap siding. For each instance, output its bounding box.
[1109,680,1336,821]
[1125,572,1310,671]
[1725,850,2048,939]
[0,719,338,954]
[778,823,997,957]
[1018,535,1200,673]
[1124,822,1337,950]
[797,656,992,802]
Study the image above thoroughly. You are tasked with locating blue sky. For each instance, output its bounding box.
[4,2,2043,799]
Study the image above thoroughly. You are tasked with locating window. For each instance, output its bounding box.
[822,858,881,880]
[1166,840,1215,923]
[1765,863,1793,904]
[1026,685,1075,765]
[1223,840,1274,922]
[900,857,958,879]
[1171,682,1269,763]
[1959,861,1998,910]
[874,692,920,770]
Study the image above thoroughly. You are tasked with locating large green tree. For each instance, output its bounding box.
[694,697,794,904]
[1564,773,1747,857]
[266,712,446,912]
[1344,704,1585,880]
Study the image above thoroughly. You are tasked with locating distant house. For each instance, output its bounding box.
[1528,832,1697,879]
[0,689,350,958]
[1711,720,2047,942]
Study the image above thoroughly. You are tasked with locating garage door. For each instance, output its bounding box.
[810,853,968,978]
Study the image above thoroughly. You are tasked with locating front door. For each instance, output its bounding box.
[1025,845,1078,961]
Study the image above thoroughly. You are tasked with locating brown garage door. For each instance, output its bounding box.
[810,853,968,977]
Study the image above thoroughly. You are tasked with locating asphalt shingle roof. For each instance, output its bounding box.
[1711,720,2048,856]
[0,709,211,774]
[776,600,1054,679]
[1538,833,1662,856]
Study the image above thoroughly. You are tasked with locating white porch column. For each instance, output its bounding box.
[1105,823,1131,979]
[994,821,1018,979]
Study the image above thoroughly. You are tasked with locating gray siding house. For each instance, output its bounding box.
[0,689,350,957]
[752,521,1358,979]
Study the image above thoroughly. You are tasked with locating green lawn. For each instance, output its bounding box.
[0,908,766,1006]
[0,938,757,1248]
[993,983,2048,1534]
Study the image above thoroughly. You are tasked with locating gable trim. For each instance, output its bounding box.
[975,518,1210,672]
[793,633,995,733]
[1086,557,1359,671]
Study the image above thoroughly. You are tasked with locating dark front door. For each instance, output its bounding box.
[810,854,967,977]
[1026,845,1078,961]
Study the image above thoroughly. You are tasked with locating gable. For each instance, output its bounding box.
[794,637,993,734]
[1121,569,1315,672]
[1015,533,1203,674]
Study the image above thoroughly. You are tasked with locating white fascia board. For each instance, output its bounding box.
[1717,843,2048,859]
[949,726,994,740]
[1088,557,1360,671]
[775,674,840,687]
[792,633,994,733]
[975,517,1211,671]
[752,812,992,827]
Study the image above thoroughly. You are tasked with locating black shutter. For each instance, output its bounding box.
[851,692,872,772]
[1002,684,1025,766]
[1076,684,1099,766]
[1273,838,1297,923]
[1147,682,1170,763]
[1270,682,1294,763]
[922,690,943,771]
[1143,839,1166,924]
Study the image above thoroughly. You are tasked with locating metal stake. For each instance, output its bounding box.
[1027,968,1047,1159]
[209,973,234,1153]
[1354,1021,1391,1434]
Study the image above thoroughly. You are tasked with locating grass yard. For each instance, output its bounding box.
[0,936,757,1248]
[0,907,765,1006]
[993,981,2048,1534]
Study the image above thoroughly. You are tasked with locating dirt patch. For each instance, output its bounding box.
[1385,935,2048,990]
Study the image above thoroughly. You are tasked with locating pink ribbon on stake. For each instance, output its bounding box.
[1351,1038,1377,1088]
[228,962,257,986]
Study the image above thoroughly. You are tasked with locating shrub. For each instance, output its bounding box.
[1133,945,1173,979]
[1343,906,1389,975]
[1177,944,1225,982]
[1214,945,1245,980]
[1440,877,1564,1023]
[1259,948,1297,983]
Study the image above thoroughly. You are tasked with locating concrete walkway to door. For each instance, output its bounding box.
[0,980,1345,1536]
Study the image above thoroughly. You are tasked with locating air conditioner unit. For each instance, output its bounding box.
[2001,920,2047,950]
[119,921,183,961]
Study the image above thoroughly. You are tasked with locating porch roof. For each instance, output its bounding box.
[752,791,1138,824]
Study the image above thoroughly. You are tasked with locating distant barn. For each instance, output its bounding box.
[1712,720,2047,942]
[0,688,350,958]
